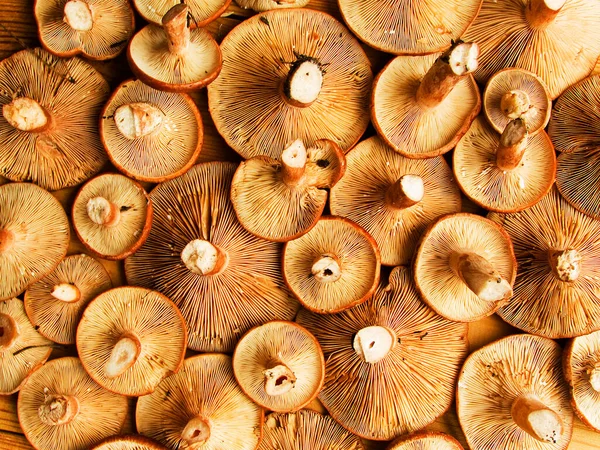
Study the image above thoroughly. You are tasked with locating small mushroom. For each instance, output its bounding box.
[457,334,573,449]
[92,435,167,450]
[556,148,600,219]
[414,213,517,322]
[387,432,464,450]
[235,0,309,11]
[133,0,231,28]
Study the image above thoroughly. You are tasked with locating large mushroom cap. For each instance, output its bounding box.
[0,182,69,300]
[133,0,231,28]
[233,321,325,412]
[457,334,574,450]
[489,187,600,338]
[236,0,309,11]
[125,162,300,352]
[136,353,263,450]
[0,298,53,395]
[414,213,516,322]
[296,266,468,440]
[283,216,380,313]
[100,79,203,183]
[387,432,464,450]
[207,9,373,159]
[329,136,461,266]
[18,357,129,450]
[24,254,112,345]
[556,148,600,219]
[92,435,167,450]
[0,48,110,190]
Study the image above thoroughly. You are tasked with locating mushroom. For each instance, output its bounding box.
[125,162,299,352]
[488,186,600,338]
[127,4,222,93]
[24,254,112,345]
[463,0,600,99]
[329,136,461,266]
[372,40,481,158]
[17,357,129,450]
[457,334,573,449]
[235,0,309,12]
[92,435,167,450]
[0,48,110,190]
[133,0,231,28]
[0,298,53,395]
[72,173,152,260]
[207,9,373,159]
[231,139,345,242]
[387,432,464,450]
[76,286,187,397]
[453,117,556,213]
[136,354,262,450]
[563,330,600,432]
[296,266,468,440]
[556,148,600,219]
[414,213,517,322]
[283,216,380,313]
[0,182,69,301]
[34,0,135,60]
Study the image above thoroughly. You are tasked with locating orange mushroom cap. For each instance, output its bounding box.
[133,0,231,28]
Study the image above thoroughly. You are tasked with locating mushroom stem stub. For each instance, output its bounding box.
[2,97,49,132]
[450,252,513,303]
[549,249,582,282]
[385,174,425,209]
[589,366,600,392]
[501,90,532,120]
[0,313,20,349]
[38,394,80,426]
[511,394,564,443]
[0,229,14,253]
[496,119,528,171]
[162,4,190,55]
[104,334,142,379]
[114,103,165,139]
[353,326,396,364]
[63,0,94,32]
[181,239,229,276]
[311,254,342,283]
[181,416,211,446]
[281,139,307,185]
[283,57,324,107]
[264,362,297,396]
[51,283,81,303]
[526,0,566,28]
[86,197,121,227]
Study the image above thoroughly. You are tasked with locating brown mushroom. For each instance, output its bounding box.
[92,435,167,450]
[329,136,461,266]
[387,432,464,450]
[556,148,600,219]
[133,0,231,28]
[235,0,309,11]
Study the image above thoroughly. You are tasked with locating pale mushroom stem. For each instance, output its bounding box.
[353,326,396,364]
[114,103,165,140]
[511,394,564,443]
[162,3,190,55]
[63,0,94,32]
[501,90,532,120]
[104,334,142,379]
[416,41,479,108]
[51,283,81,303]
[86,197,121,227]
[385,174,425,209]
[496,119,528,171]
[0,229,14,253]
[281,139,307,185]
[548,249,581,282]
[0,313,20,349]
[264,360,297,396]
[181,416,211,446]
[311,254,342,283]
[181,239,229,276]
[449,252,513,302]
[283,57,324,107]
[526,0,566,28]
[38,394,80,426]
[589,366,600,392]
[2,97,50,132]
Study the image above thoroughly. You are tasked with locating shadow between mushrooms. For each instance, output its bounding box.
[133,0,231,28]
[387,431,464,450]
[92,435,168,450]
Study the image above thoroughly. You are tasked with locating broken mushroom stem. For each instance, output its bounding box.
[589,365,600,392]
[449,252,513,303]
[311,254,342,283]
[548,249,581,282]
[181,416,211,446]
[181,239,229,276]
[385,174,425,209]
[283,56,324,107]
[162,3,190,55]
[63,0,94,32]
[511,394,564,443]
[353,326,396,364]
[0,229,14,253]
[2,97,51,133]
[86,197,121,227]
[114,103,165,140]
[0,312,20,349]
[104,334,142,379]
[526,0,566,28]
[281,139,307,185]
[51,283,81,303]
[496,119,528,171]
[501,90,532,119]
[263,359,297,396]
[38,393,80,426]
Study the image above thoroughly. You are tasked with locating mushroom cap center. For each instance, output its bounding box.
[2,97,49,132]
[448,42,479,76]
[311,254,342,283]
[51,283,81,303]
[264,363,297,396]
[86,197,121,227]
[114,103,165,140]
[549,249,581,282]
[450,252,513,303]
[589,365,600,392]
[0,313,19,349]
[500,90,531,119]
[0,229,15,253]
[38,393,80,426]
[181,416,211,446]
[63,0,93,32]
[353,326,396,364]
[386,174,425,209]
[511,394,563,443]
[181,239,229,276]
[104,334,142,379]
[284,59,324,107]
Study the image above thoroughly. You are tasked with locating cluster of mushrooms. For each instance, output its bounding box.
[1,0,600,449]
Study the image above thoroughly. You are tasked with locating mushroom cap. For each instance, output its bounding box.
[125,162,300,352]
[556,148,600,219]
[100,79,203,183]
[76,286,187,397]
[457,334,574,450]
[18,356,129,450]
[34,0,135,60]
[0,298,52,395]
[372,52,480,158]
[414,213,517,322]
[133,0,231,27]
[338,0,482,55]
[207,9,373,159]
[296,266,468,440]
[259,410,366,450]
[0,48,110,190]
[72,173,152,260]
[483,68,552,135]
[283,216,380,313]
[24,254,112,345]
[136,353,263,450]
[233,321,325,412]
[92,435,168,450]
[453,116,556,213]
[463,0,600,99]
[329,136,461,266]
[236,0,310,11]
[387,431,464,450]
[489,187,600,338]
[0,182,69,300]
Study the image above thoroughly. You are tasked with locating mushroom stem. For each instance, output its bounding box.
[181,239,229,276]
[38,393,80,426]
[114,103,165,140]
[0,313,20,349]
[281,139,307,185]
[548,249,581,282]
[311,254,342,283]
[63,0,94,32]
[263,360,297,396]
[2,97,51,132]
[511,394,564,443]
[162,4,190,55]
[416,41,479,108]
[104,334,142,379]
[385,175,425,209]
[449,252,513,303]
[0,229,14,253]
[589,365,600,392]
[526,0,566,28]
[86,197,121,227]
[51,283,81,303]
[353,326,396,364]
[501,90,532,120]
[283,56,324,107]
[181,416,211,446]
[496,119,528,171]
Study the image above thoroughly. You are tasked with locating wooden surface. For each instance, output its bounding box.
[1,1,599,449]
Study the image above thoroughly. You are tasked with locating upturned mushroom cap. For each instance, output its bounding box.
[0,182,69,300]
[414,213,517,322]
[24,254,112,345]
[92,435,168,450]
[231,139,345,242]
[329,136,461,266]
[18,357,129,450]
[453,116,556,213]
[0,48,110,190]
[0,298,53,395]
[236,0,309,11]
[457,334,573,450]
[72,173,152,260]
[372,41,481,158]
[556,148,600,219]
[136,354,263,450]
[101,79,203,183]
[207,9,372,159]
[387,431,464,450]
[34,0,135,60]
[125,162,299,352]
[296,266,468,440]
[233,321,325,412]
[488,187,600,338]
[283,216,380,313]
[133,0,231,28]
